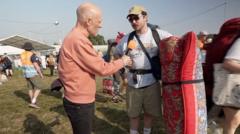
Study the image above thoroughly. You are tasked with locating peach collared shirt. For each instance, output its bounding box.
[58,28,124,104]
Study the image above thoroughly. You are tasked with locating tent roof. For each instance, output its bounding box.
[0,45,24,55]
[0,35,54,51]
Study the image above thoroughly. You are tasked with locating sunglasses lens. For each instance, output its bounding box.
[128,15,139,22]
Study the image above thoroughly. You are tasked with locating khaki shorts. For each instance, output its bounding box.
[126,82,162,117]
[26,76,45,90]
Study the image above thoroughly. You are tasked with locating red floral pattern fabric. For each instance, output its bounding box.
[160,32,207,134]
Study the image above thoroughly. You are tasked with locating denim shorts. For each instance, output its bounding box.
[63,98,95,134]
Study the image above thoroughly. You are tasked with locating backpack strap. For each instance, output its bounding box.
[147,23,161,48]
[151,28,161,49]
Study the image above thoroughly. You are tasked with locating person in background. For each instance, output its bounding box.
[13,55,23,70]
[115,32,128,95]
[58,2,132,134]
[3,53,13,78]
[198,31,210,64]
[222,36,240,134]
[114,5,172,134]
[46,54,56,76]
[0,55,3,85]
[0,55,9,84]
[103,39,122,102]
[198,31,209,49]
[20,42,44,109]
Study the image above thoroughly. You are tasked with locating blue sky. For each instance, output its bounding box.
[0,0,239,45]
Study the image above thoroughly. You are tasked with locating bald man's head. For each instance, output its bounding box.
[76,2,102,24]
[75,2,102,36]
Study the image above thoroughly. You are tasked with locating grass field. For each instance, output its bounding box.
[3,70,238,134]
[0,70,165,134]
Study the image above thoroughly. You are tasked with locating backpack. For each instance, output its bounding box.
[203,17,240,96]
[48,57,55,66]
[3,57,12,68]
[127,23,161,80]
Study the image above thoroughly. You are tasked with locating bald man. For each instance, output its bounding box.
[58,2,132,134]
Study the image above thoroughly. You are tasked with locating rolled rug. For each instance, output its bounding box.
[160,32,207,134]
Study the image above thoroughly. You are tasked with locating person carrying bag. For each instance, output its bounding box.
[213,63,240,108]
[211,17,240,134]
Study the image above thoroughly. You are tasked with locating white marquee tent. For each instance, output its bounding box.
[0,45,24,55]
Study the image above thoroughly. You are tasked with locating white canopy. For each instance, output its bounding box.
[0,45,24,55]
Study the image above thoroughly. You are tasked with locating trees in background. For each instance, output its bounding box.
[89,34,106,45]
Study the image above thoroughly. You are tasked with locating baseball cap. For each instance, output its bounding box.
[127,5,147,17]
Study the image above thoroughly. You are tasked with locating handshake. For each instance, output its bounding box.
[121,55,133,67]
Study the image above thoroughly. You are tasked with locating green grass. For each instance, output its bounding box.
[3,70,238,134]
[0,70,165,134]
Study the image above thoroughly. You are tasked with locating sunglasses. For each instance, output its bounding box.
[127,15,140,23]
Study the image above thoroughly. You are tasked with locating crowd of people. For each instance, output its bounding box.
[1,2,239,134]
[0,51,58,84]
